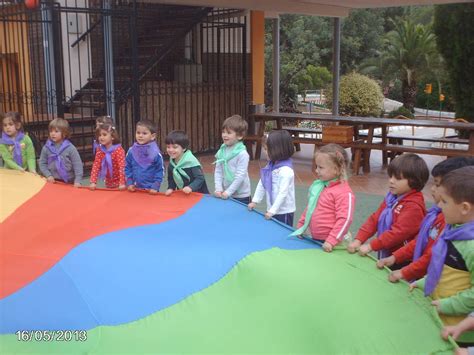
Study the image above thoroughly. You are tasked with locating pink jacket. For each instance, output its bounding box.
[297,180,355,246]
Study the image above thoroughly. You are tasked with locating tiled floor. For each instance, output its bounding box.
[200,143,444,202]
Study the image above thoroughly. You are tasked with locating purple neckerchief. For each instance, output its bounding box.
[260,159,293,205]
[0,131,25,166]
[129,141,161,168]
[99,144,121,180]
[45,139,72,182]
[376,192,406,259]
[92,139,99,155]
[424,222,474,296]
[413,205,442,261]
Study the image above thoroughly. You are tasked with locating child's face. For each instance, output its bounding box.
[98,129,114,148]
[167,144,184,161]
[49,128,63,143]
[2,118,19,137]
[315,153,338,182]
[388,175,411,196]
[222,128,241,147]
[438,185,472,225]
[431,176,442,204]
[136,125,156,145]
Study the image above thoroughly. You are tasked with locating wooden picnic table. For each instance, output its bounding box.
[247,113,474,173]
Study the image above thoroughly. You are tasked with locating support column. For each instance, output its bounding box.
[103,0,116,120]
[250,10,265,106]
[332,17,341,116]
[272,17,280,113]
[41,2,57,115]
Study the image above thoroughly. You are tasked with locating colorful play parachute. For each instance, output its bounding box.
[0,169,454,354]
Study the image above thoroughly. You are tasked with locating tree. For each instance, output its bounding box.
[294,65,332,101]
[306,65,332,89]
[340,9,385,74]
[434,4,474,122]
[264,16,332,111]
[361,19,436,110]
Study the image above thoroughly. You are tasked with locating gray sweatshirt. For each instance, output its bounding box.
[214,147,251,198]
[39,142,84,184]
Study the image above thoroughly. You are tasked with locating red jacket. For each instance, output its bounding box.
[355,190,426,254]
[297,180,355,246]
[393,212,445,281]
[90,146,126,188]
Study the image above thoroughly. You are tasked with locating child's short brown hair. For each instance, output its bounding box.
[265,130,294,162]
[222,115,248,137]
[441,166,474,204]
[387,153,429,191]
[3,111,22,130]
[96,123,121,144]
[137,119,157,134]
[49,118,71,139]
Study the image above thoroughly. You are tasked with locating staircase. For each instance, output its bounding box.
[60,3,212,169]
[66,4,212,117]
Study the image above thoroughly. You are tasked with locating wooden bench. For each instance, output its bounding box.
[250,113,474,177]
[358,131,469,163]
[365,143,470,158]
[283,126,322,151]
[244,130,368,175]
[243,135,264,160]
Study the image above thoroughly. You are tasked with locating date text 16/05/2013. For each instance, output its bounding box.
[16,330,88,342]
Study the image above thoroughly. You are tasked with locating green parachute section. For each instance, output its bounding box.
[0,248,454,354]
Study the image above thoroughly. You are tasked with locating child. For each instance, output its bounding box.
[413,166,474,345]
[93,116,113,155]
[442,312,474,354]
[89,123,126,190]
[291,143,355,252]
[125,120,164,194]
[165,130,208,195]
[214,115,251,203]
[0,111,36,173]
[378,157,474,282]
[248,130,295,226]
[347,153,429,266]
[39,118,83,187]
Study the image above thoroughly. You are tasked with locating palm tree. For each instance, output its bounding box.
[360,19,436,111]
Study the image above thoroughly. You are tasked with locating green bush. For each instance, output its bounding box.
[387,106,414,119]
[326,73,383,117]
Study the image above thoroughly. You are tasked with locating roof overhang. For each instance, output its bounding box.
[152,0,473,17]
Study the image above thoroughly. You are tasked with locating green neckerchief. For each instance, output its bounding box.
[290,179,337,237]
[214,141,246,183]
[170,149,201,189]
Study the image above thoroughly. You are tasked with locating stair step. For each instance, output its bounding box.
[76,88,104,94]
[24,115,96,129]
[69,101,104,109]
[88,78,128,84]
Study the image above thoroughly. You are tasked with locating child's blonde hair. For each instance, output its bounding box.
[96,123,121,144]
[315,143,350,180]
[49,118,71,139]
[2,111,22,130]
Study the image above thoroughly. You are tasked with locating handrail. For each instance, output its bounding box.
[117,7,212,102]
[71,18,101,48]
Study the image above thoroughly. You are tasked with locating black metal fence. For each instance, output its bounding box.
[0,1,248,163]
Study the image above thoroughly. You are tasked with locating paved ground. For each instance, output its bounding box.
[200,127,449,202]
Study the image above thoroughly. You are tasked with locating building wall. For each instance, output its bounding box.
[0,4,34,120]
